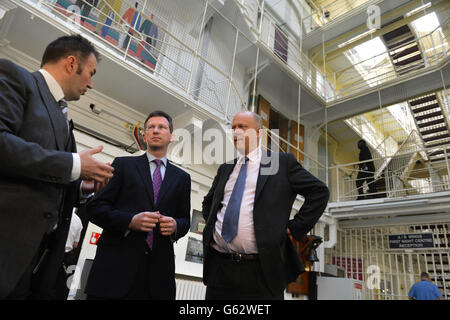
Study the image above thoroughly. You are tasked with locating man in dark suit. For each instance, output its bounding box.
[202,111,329,300]
[356,139,377,200]
[85,110,191,300]
[0,35,114,300]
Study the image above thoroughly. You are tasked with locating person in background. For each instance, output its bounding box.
[409,272,444,300]
[55,211,83,299]
[356,139,377,200]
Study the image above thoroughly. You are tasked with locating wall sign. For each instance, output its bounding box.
[388,233,434,249]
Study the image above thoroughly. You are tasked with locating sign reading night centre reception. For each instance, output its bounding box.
[388,233,434,249]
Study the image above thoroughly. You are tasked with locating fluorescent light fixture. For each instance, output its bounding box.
[338,29,375,48]
[406,2,432,17]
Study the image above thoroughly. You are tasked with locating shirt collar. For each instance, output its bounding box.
[39,69,65,103]
[146,151,168,167]
[238,147,261,164]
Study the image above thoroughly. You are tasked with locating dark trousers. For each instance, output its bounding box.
[87,252,152,300]
[5,232,52,300]
[356,170,377,199]
[205,248,283,300]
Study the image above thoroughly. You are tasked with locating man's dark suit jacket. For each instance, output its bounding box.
[85,154,191,299]
[202,151,329,296]
[0,59,80,299]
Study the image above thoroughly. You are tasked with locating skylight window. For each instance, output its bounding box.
[411,11,440,33]
[344,37,393,86]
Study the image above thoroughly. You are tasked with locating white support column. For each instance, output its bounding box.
[303,124,321,176]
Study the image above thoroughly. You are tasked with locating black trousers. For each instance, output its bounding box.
[356,170,377,197]
[5,231,54,300]
[87,252,152,300]
[205,249,283,300]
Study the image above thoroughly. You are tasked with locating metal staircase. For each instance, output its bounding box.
[373,131,424,198]
[381,18,425,76]
[408,93,450,163]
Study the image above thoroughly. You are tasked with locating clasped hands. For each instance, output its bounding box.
[129,211,177,236]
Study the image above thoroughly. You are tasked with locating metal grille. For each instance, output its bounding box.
[325,222,450,300]
[175,278,206,300]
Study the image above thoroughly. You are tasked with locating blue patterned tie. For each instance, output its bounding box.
[221,157,248,243]
[146,159,162,250]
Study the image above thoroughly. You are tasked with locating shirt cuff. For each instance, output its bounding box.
[71,153,81,182]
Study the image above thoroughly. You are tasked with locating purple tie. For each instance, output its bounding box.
[146,159,163,250]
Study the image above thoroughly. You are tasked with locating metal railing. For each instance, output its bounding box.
[258,6,333,101]
[329,26,449,100]
[301,0,374,34]
[25,0,449,111]
[331,142,450,202]
[263,127,328,183]
[31,0,248,122]
[253,3,448,103]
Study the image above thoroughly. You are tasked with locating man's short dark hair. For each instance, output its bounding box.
[41,34,100,69]
[145,110,173,133]
[420,272,429,278]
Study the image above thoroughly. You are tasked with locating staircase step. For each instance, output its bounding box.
[423,133,450,143]
[410,95,437,106]
[426,140,450,148]
[396,59,424,71]
[383,25,412,42]
[430,157,447,162]
[418,118,445,128]
[390,44,420,60]
[420,126,448,136]
[394,53,423,66]
[429,148,450,156]
[387,36,416,50]
[415,111,443,121]
[412,103,440,114]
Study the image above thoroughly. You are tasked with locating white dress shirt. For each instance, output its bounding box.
[39,69,81,182]
[65,211,83,252]
[212,147,261,254]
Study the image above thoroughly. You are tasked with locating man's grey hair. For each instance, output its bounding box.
[252,112,262,129]
[235,111,262,129]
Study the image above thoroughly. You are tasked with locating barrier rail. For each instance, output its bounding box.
[34,0,248,122]
[331,142,450,202]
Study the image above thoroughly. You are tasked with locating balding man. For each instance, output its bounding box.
[202,111,330,300]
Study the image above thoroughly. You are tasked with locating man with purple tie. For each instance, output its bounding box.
[85,110,191,300]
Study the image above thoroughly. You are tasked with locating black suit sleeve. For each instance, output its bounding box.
[86,158,134,235]
[172,173,191,242]
[202,165,222,222]
[0,60,73,184]
[286,153,330,240]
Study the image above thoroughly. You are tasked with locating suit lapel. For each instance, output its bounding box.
[32,71,67,151]
[255,150,275,202]
[135,154,155,206]
[210,161,236,218]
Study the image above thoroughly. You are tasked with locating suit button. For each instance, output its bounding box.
[44,212,52,219]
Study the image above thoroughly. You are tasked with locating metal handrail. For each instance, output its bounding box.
[331,141,450,202]
[38,0,248,121]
